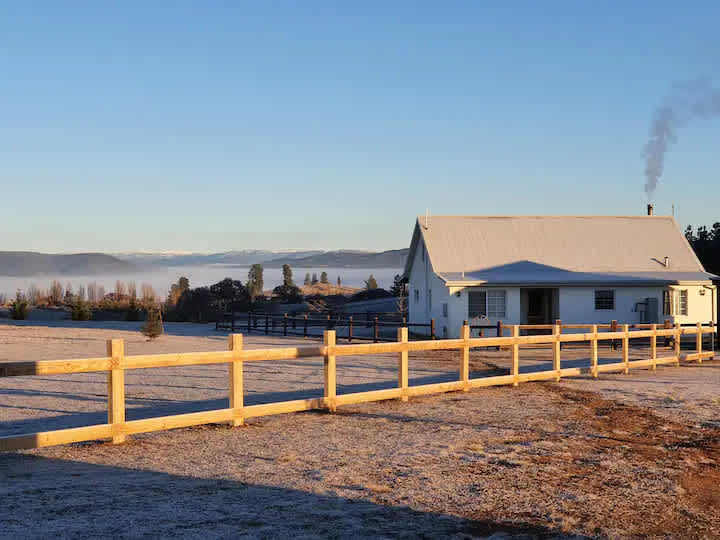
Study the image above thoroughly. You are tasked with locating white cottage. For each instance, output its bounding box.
[404,214,717,338]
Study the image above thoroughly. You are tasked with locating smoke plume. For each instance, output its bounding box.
[643,78,720,199]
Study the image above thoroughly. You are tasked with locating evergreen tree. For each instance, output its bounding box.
[364,274,379,290]
[389,274,407,297]
[311,273,319,285]
[304,273,311,286]
[9,292,30,320]
[282,264,294,287]
[320,271,328,284]
[247,264,264,301]
[71,297,92,321]
[141,305,164,340]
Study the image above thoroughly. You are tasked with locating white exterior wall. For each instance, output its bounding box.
[559,285,716,326]
[667,284,716,325]
[559,287,664,325]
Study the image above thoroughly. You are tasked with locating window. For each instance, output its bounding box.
[468,291,487,318]
[442,303,448,318]
[487,290,506,319]
[665,289,689,316]
[595,290,615,310]
[414,289,420,304]
[675,289,688,316]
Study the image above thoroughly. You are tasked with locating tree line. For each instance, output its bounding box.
[685,223,720,276]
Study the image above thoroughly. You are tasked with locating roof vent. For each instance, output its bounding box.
[664,256,670,268]
[647,204,654,216]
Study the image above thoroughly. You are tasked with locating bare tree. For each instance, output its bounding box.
[141,283,156,304]
[49,280,64,306]
[127,281,137,301]
[115,280,126,298]
[87,282,97,303]
[27,284,40,305]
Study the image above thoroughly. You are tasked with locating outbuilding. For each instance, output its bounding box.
[404,213,717,338]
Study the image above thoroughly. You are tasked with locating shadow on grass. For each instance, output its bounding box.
[0,453,583,539]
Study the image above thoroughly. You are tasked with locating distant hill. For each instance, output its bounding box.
[116,250,324,267]
[263,249,409,268]
[0,252,136,277]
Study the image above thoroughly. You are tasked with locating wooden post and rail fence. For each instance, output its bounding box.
[0,321,714,452]
[217,311,435,342]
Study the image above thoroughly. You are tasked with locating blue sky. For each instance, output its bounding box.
[1,1,719,253]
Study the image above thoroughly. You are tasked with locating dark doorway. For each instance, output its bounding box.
[521,288,558,325]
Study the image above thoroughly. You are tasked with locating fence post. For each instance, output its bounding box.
[650,323,657,371]
[283,314,288,337]
[696,322,703,363]
[348,316,353,343]
[591,324,598,378]
[622,324,630,374]
[553,323,561,382]
[555,319,562,350]
[107,339,126,444]
[228,334,244,427]
[430,318,436,340]
[461,324,470,391]
[674,322,681,365]
[374,317,379,343]
[398,327,409,401]
[511,325,520,387]
[611,320,618,350]
[304,314,308,338]
[496,321,503,351]
[323,330,337,412]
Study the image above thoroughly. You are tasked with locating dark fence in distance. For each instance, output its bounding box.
[216,312,435,343]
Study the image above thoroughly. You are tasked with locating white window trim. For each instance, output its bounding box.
[468,288,507,319]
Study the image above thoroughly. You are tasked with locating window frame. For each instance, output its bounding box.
[468,289,507,320]
[594,290,615,311]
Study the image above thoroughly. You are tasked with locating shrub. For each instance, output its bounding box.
[126,297,141,321]
[272,284,303,304]
[71,298,92,321]
[141,305,164,340]
[9,292,30,320]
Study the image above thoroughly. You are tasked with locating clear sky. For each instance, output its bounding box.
[1,1,719,253]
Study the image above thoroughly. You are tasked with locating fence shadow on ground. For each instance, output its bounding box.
[0,453,590,538]
[0,372,461,438]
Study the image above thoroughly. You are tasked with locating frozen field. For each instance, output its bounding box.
[1,321,718,538]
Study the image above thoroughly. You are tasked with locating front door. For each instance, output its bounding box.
[527,289,548,325]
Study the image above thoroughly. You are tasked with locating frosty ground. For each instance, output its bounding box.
[1,321,718,538]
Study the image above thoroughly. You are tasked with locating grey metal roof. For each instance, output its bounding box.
[405,215,716,285]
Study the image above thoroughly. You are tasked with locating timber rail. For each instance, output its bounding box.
[0,321,714,452]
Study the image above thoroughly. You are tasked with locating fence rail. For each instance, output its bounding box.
[216,311,435,341]
[0,321,714,452]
